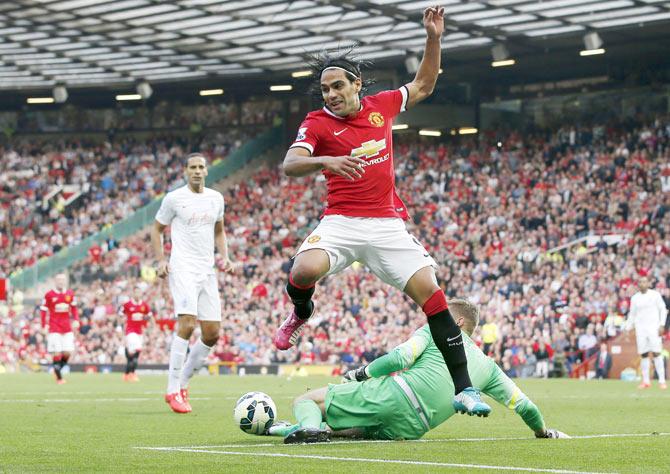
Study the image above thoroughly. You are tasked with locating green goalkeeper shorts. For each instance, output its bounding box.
[325,376,428,440]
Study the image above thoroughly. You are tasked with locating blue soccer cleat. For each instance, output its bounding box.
[453,387,492,417]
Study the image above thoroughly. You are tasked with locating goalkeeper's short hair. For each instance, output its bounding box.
[447,298,480,335]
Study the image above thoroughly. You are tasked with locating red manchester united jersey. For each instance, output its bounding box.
[40,289,79,334]
[121,300,152,335]
[290,87,409,219]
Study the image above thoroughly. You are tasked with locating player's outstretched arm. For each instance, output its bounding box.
[283,147,366,181]
[344,327,431,381]
[405,5,444,109]
[481,366,550,436]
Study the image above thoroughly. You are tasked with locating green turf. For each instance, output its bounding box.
[0,373,667,473]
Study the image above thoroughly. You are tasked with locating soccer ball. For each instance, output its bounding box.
[233,391,276,435]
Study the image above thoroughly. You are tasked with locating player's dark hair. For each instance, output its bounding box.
[184,152,207,167]
[307,45,375,101]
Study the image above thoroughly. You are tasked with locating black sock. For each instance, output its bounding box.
[53,359,62,380]
[125,349,132,374]
[427,309,472,394]
[131,353,140,373]
[286,279,315,320]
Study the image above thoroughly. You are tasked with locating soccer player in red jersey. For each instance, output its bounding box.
[274,5,491,420]
[120,285,153,382]
[40,273,79,384]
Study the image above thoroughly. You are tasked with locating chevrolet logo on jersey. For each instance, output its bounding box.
[351,139,386,159]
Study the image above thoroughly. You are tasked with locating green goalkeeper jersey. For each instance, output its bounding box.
[367,325,545,433]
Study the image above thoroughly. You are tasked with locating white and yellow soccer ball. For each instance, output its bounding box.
[233,391,277,435]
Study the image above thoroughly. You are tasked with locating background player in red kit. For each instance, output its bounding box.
[274,5,491,425]
[40,273,79,384]
[120,285,153,382]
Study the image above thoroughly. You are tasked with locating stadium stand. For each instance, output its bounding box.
[2,113,668,378]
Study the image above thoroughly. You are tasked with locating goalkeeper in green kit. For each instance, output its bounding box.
[267,299,569,443]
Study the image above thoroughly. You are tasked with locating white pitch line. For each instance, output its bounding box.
[0,393,296,400]
[135,447,613,474]
[0,397,213,403]
[157,432,669,449]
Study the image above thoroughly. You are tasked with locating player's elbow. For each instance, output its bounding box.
[282,159,301,177]
[414,79,435,98]
[418,82,435,97]
[282,161,295,177]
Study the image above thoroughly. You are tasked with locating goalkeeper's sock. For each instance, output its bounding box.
[653,355,665,384]
[267,423,299,437]
[293,399,322,429]
[424,290,472,394]
[641,357,651,385]
[287,275,315,320]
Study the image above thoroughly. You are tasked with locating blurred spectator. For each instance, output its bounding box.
[595,343,613,379]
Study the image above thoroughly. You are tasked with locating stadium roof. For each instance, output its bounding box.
[0,0,669,91]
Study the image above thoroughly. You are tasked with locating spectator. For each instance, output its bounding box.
[595,343,613,379]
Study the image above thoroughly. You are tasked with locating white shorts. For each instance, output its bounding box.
[125,333,143,353]
[636,330,663,354]
[47,332,75,353]
[169,271,221,321]
[296,215,437,291]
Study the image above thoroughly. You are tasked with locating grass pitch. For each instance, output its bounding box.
[0,373,667,473]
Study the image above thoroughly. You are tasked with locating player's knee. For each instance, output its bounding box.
[202,333,219,347]
[293,390,318,406]
[291,253,329,285]
[293,393,308,406]
[177,317,197,336]
[290,265,321,287]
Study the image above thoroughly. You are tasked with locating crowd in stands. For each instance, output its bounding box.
[0,130,249,277]
[1,113,670,378]
[0,98,282,134]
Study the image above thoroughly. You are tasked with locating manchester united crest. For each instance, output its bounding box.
[368,112,384,127]
[307,235,321,244]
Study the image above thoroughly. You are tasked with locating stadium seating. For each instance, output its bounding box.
[1,115,669,377]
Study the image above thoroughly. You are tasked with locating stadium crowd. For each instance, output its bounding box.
[0,98,282,133]
[1,114,669,378]
[0,131,249,277]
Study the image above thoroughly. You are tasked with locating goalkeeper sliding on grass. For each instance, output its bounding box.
[267,298,568,444]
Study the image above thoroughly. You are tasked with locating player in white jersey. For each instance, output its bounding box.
[151,153,234,413]
[626,277,668,389]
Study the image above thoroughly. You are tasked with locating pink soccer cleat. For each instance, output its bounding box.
[660,383,667,390]
[180,388,192,412]
[165,392,191,414]
[637,382,651,389]
[274,308,312,350]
